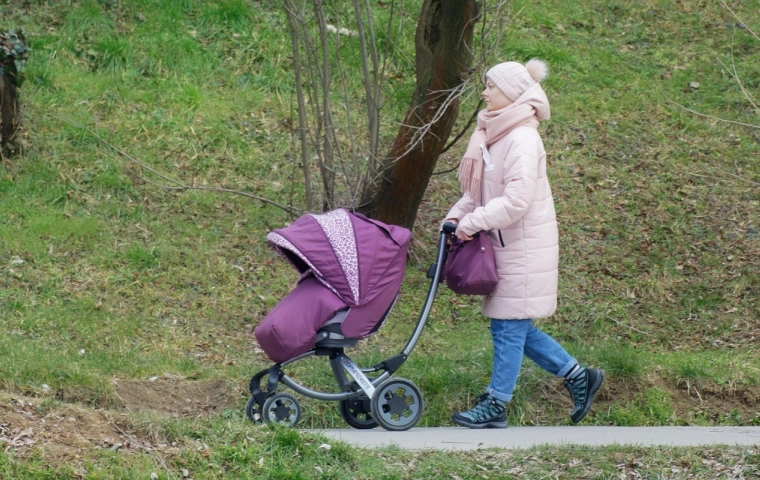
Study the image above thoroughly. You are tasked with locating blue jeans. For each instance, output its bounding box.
[486,319,577,403]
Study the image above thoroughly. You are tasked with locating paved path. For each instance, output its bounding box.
[311,427,760,451]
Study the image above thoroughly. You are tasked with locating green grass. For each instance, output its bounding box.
[0,394,758,479]
[1,0,759,475]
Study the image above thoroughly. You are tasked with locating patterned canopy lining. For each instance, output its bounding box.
[309,210,360,301]
[266,232,343,300]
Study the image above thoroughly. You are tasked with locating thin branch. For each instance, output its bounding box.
[334,40,363,207]
[406,83,470,152]
[285,0,313,211]
[358,86,474,191]
[105,413,175,480]
[716,39,759,113]
[698,167,760,187]
[57,116,302,215]
[354,0,380,172]
[431,164,459,176]
[440,97,484,156]
[720,0,760,43]
[476,1,517,75]
[297,6,329,205]
[662,93,760,130]
[606,316,650,336]
[313,0,337,209]
[432,99,484,177]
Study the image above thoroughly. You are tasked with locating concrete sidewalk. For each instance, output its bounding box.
[311,427,760,451]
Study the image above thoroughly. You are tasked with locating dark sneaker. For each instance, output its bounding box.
[452,393,508,429]
[564,368,604,423]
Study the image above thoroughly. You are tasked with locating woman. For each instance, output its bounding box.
[445,59,603,429]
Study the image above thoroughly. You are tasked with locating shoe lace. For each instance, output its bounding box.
[466,397,503,421]
[564,374,588,406]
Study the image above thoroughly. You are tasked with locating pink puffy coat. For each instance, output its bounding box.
[446,125,558,320]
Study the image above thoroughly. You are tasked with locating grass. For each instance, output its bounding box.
[0,390,758,479]
[1,0,759,476]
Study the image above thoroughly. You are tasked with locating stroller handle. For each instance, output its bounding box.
[400,227,451,356]
[441,222,457,235]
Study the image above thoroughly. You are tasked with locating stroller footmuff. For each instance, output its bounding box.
[248,209,450,431]
[255,276,348,363]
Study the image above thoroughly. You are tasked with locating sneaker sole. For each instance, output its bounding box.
[452,416,508,429]
[572,370,604,424]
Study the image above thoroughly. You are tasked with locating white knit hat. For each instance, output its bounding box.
[485,59,549,102]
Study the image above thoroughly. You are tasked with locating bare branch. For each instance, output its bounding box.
[57,116,302,216]
[440,97,484,156]
[720,0,760,43]
[382,79,483,167]
[297,5,329,203]
[717,32,759,113]
[703,167,760,187]
[284,0,314,210]
[606,316,650,336]
[359,1,515,187]
[333,40,364,207]
[383,83,470,163]
[353,0,380,175]
[662,93,760,130]
[313,0,338,209]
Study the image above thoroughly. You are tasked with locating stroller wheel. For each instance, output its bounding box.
[370,378,423,432]
[262,393,302,427]
[245,395,263,423]
[339,397,377,429]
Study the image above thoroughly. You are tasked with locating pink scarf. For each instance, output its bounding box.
[457,103,539,202]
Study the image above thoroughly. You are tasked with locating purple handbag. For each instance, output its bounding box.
[443,232,498,295]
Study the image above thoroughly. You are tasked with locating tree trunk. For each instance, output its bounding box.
[358,0,479,229]
[0,72,21,153]
[1,29,28,158]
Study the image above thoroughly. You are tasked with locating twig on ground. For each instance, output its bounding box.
[105,413,175,480]
[700,167,760,187]
[715,47,759,114]
[538,376,568,402]
[662,94,760,130]
[56,116,302,216]
[720,0,760,43]
[689,168,760,187]
[606,317,649,336]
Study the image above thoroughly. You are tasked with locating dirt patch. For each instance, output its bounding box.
[1,378,241,466]
[112,377,241,417]
[0,395,156,464]
[538,374,760,424]
[669,379,760,421]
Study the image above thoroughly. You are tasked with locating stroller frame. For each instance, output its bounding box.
[247,225,455,431]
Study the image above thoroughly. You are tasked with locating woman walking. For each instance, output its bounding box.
[445,59,603,429]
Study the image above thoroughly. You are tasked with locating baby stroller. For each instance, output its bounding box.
[246,209,455,431]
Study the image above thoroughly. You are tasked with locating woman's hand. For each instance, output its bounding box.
[455,224,474,242]
[443,218,474,241]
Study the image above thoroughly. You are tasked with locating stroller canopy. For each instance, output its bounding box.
[267,209,411,309]
[256,209,411,361]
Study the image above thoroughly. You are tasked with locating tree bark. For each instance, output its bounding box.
[1,29,28,157]
[358,0,479,229]
[0,71,21,152]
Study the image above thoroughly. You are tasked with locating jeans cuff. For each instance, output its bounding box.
[486,388,512,403]
[555,359,579,378]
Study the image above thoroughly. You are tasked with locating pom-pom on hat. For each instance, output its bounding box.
[485,59,548,102]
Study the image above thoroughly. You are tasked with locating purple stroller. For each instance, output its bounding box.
[246,209,455,431]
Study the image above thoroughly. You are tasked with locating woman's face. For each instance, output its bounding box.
[482,79,513,111]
